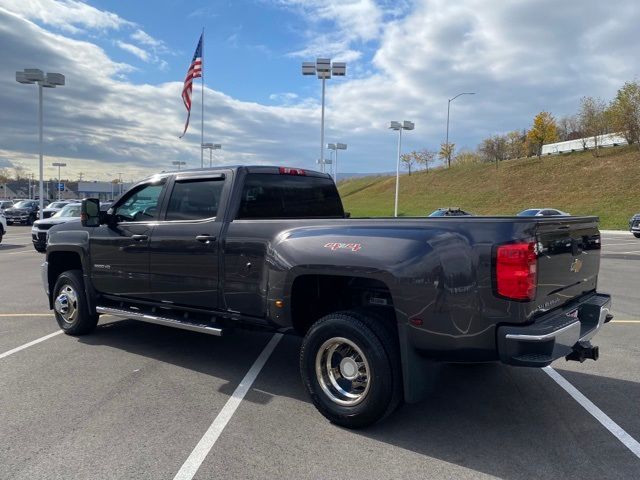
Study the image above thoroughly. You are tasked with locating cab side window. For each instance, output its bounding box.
[114,183,164,222]
[165,178,224,221]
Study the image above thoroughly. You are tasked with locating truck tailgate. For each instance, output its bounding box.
[534,218,600,312]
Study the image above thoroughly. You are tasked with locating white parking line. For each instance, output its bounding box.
[173,333,283,480]
[0,330,63,360]
[543,366,640,459]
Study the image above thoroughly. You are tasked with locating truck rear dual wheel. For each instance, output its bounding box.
[300,310,402,428]
[53,270,99,335]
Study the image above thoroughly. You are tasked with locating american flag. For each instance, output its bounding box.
[179,34,203,138]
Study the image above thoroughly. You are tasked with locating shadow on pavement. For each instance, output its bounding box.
[79,319,640,480]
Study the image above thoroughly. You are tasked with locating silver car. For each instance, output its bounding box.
[517,208,570,217]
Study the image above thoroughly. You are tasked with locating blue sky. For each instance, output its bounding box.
[0,0,638,182]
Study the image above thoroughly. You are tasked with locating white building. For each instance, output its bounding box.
[541,133,628,155]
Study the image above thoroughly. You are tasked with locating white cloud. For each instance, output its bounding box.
[0,0,132,34]
[116,41,150,62]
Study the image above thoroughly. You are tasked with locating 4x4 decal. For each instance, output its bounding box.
[324,242,362,252]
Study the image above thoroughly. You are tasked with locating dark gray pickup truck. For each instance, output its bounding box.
[42,165,612,427]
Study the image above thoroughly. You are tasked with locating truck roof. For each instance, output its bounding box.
[147,165,331,181]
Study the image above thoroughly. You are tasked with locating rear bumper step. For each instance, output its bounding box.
[96,306,224,336]
[497,293,611,367]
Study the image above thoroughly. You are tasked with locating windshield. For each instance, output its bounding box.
[53,204,82,218]
[429,210,447,217]
[13,201,36,209]
[517,209,539,216]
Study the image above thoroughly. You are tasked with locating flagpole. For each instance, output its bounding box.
[200,27,205,168]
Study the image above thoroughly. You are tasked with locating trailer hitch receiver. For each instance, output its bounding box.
[565,341,599,363]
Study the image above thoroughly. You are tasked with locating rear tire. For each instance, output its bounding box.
[53,270,99,335]
[634,233,640,239]
[300,310,402,428]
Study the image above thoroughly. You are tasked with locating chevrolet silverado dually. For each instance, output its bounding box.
[41,166,612,427]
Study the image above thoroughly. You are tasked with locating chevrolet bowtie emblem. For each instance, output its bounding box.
[570,258,583,273]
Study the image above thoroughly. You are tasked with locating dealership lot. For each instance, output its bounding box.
[1,227,639,479]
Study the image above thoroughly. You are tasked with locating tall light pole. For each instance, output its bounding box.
[389,121,414,217]
[172,161,187,170]
[52,162,67,200]
[327,143,347,182]
[201,143,221,167]
[445,92,475,168]
[16,69,65,219]
[302,58,346,173]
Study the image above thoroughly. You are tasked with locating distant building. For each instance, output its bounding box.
[0,183,19,199]
[77,181,131,201]
[541,133,628,155]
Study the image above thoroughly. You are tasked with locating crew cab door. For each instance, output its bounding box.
[89,180,166,299]
[147,173,228,310]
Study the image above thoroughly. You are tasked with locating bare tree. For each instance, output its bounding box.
[453,150,482,165]
[505,130,526,159]
[439,142,455,167]
[479,135,508,166]
[579,96,609,156]
[400,153,416,175]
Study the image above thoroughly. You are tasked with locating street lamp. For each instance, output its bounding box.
[52,162,67,200]
[172,161,187,170]
[201,143,222,167]
[389,120,414,217]
[445,92,475,168]
[16,68,65,219]
[326,143,347,182]
[302,58,346,173]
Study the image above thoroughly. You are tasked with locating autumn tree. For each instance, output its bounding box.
[526,111,559,158]
[453,150,482,165]
[439,142,455,167]
[578,97,610,157]
[609,81,640,147]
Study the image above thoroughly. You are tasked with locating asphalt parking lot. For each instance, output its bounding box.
[1,226,639,479]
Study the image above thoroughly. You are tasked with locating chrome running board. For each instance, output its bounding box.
[96,306,223,336]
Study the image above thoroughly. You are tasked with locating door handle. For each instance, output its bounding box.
[196,235,217,244]
[131,234,148,242]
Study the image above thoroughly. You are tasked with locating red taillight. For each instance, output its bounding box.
[279,167,306,176]
[495,241,537,301]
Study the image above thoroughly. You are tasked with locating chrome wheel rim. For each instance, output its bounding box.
[54,284,78,324]
[315,337,371,406]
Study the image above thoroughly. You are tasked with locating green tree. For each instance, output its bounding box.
[609,81,640,147]
[526,111,559,158]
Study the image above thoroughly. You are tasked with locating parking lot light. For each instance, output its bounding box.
[201,143,222,167]
[389,120,414,217]
[446,92,475,168]
[172,161,187,170]
[16,68,65,218]
[326,142,347,182]
[301,58,347,173]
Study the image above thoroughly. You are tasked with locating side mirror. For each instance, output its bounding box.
[81,198,101,227]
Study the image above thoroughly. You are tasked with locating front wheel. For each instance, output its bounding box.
[300,310,402,428]
[53,270,99,335]
[27,215,35,226]
[634,233,640,239]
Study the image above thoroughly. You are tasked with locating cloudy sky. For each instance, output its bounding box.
[0,0,638,182]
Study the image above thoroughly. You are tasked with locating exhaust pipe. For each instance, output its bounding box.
[565,341,599,363]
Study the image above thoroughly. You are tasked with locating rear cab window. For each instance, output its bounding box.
[165,178,225,221]
[237,172,344,219]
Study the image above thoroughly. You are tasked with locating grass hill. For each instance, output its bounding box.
[338,145,640,229]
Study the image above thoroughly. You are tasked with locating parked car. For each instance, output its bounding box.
[4,200,41,225]
[630,213,640,238]
[0,211,6,243]
[428,207,474,217]
[42,165,611,428]
[517,208,570,217]
[42,201,73,219]
[0,200,14,213]
[32,203,82,252]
